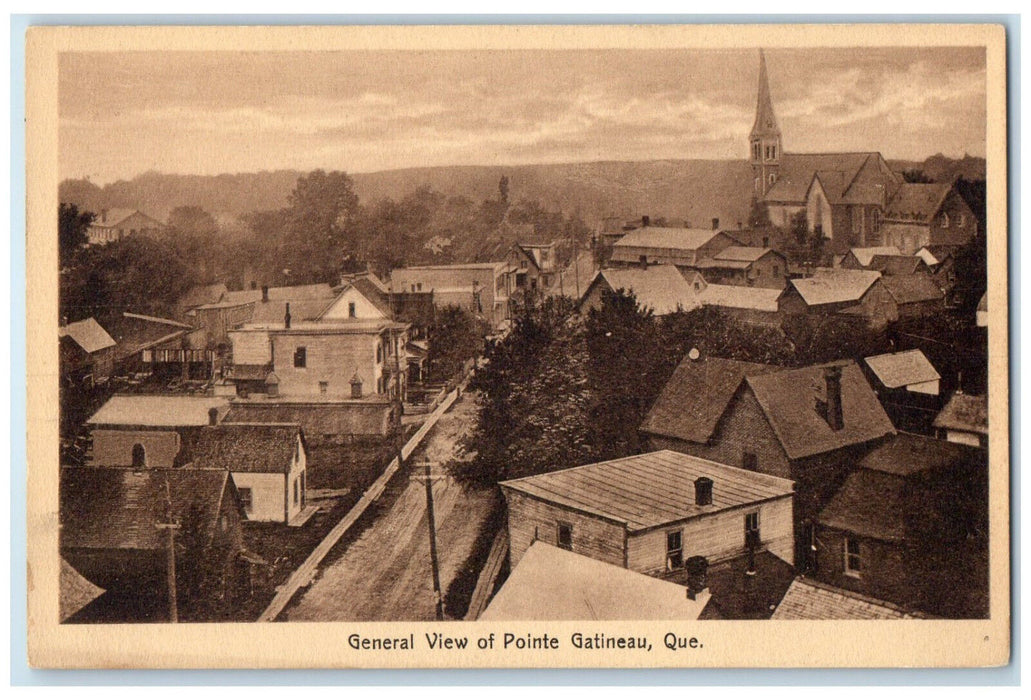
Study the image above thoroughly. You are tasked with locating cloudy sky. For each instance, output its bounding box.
[59,47,986,184]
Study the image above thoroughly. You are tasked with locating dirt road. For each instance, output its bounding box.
[283,393,493,621]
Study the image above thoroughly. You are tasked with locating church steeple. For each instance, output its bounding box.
[750,49,783,198]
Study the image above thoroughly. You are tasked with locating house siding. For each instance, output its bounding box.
[271,332,385,397]
[815,527,911,608]
[91,428,181,468]
[502,488,627,570]
[321,288,385,320]
[232,471,286,522]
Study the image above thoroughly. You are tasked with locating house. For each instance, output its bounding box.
[105,312,214,379]
[186,283,337,347]
[916,244,962,300]
[864,350,941,396]
[608,225,741,270]
[933,392,988,448]
[176,283,229,319]
[501,450,795,575]
[815,432,988,617]
[185,423,311,525]
[697,282,784,327]
[59,317,116,386]
[880,273,946,318]
[771,578,925,619]
[86,208,165,246]
[838,246,903,269]
[641,358,895,569]
[479,541,711,621]
[87,395,231,468]
[506,242,559,293]
[880,182,979,254]
[389,262,512,328]
[578,265,701,317]
[60,466,246,618]
[692,246,788,289]
[841,250,930,277]
[779,269,897,327]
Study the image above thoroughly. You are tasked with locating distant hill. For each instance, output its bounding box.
[59,154,985,231]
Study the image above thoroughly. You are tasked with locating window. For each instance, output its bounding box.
[348,301,356,318]
[294,478,300,505]
[772,264,780,276]
[958,214,966,227]
[557,522,573,550]
[377,343,382,364]
[745,511,761,548]
[293,346,306,368]
[417,283,423,292]
[742,451,758,471]
[769,173,776,185]
[844,537,862,576]
[319,381,328,394]
[131,443,146,469]
[666,530,684,570]
[871,208,881,233]
[238,487,253,513]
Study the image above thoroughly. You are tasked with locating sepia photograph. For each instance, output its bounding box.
[25,22,1009,668]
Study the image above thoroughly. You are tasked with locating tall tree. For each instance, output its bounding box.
[282,170,361,283]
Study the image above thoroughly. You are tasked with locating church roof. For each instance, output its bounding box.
[750,49,781,141]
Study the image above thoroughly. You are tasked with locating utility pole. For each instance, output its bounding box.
[155,479,180,623]
[392,327,404,473]
[413,461,446,621]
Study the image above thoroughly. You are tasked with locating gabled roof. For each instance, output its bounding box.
[90,208,163,229]
[589,265,701,315]
[713,246,779,263]
[916,245,961,267]
[699,284,782,312]
[881,273,944,305]
[933,393,988,435]
[641,355,775,444]
[864,349,940,389]
[105,312,194,363]
[867,255,928,276]
[224,402,389,437]
[500,450,794,533]
[787,269,882,307]
[764,153,883,204]
[772,578,923,620]
[60,467,233,551]
[178,283,229,310]
[858,432,985,478]
[846,246,902,267]
[745,362,895,460]
[817,468,907,541]
[480,541,710,621]
[60,318,116,354]
[347,275,393,317]
[208,284,336,309]
[251,298,334,325]
[612,227,730,253]
[87,395,230,427]
[187,423,303,474]
[884,182,952,221]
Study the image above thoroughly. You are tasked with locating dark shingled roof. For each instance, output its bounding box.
[640,355,775,444]
[884,182,952,221]
[186,423,303,474]
[818,468,907,541]
[859,432,985,478]
[772,578,925,619]
[745,362,896,460]
[224,401,390,438]
[867,255,928,276]
[764,153,890,204]
[933,393,988,435]
[881,273,944,305]
[60,467,232,551]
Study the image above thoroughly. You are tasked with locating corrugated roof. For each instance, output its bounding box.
[641,356,775,444]
[87,395,230,426]
[746,362,895,460]
[187,423,302,474]
[700,284,782,312]
[612,227,726,253]
[501,450,794,533]
[881,273,944,305]
[772,578,922,620]
[933,393,988,435]
[859,432,985,478]
[480,542,710,621]
[847,246,902,267]
[593,265,701,315]
[884,182,952,221]
[60,318,116,354]
[60,467,231,551]
[864,349,940,389]
[788,269,882,307]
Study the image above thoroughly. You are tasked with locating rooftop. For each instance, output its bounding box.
[712,246,777,263]
[60,317,116,355]
[772,578,924,620]
[881,273,944,305]
[788,269,882,307]
[884,182,953,221]
[867,254,928,276]
[864,349,940,389]
[479,542,710,621]
[591,265,701,315]
[933,392,989,435]
[612,227,730,252]
[641,355,775,444]
[699,283,782,312]
[186,423,304,474]
[500,450,794,533]
[858,432,986,478]
[87,395,230,426]
[847,246,903,267]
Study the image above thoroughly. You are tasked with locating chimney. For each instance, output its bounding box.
[685,556,709,601]
[262,285,269,303]
[694,476,713,506]
[711,217,720,231]
[284,302,291,329]
[824,365,844,431]
[208,407,219,426]
[641,215,650,228]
